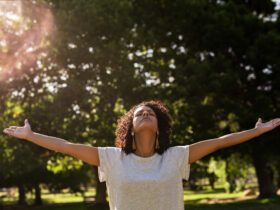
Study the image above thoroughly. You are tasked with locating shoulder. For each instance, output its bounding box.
[163,145,190,160]
[98,146,122,152]
[166,145,189,153]
[97,147,123,158]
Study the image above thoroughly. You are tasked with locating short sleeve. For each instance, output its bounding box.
[97,147,122,182]
[166,145,191,181]
[179,145,191,181]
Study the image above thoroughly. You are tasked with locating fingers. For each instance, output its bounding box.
[4,127,14,131]
[273,118,280,127]
[4,126,17,130]
[24,119,31,128]
[269,118,280,128]
[3,126,18,135]
[258,117,280,126]
[3,128,15,136]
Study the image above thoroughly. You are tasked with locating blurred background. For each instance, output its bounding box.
[0,0,280,209]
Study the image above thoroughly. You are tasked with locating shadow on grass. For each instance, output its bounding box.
[2,202,109,210]
[2,196,280,210]
[186,196,280,210]
[185,188,226,195]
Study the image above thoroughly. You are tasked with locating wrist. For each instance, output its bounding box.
[25,131,35,141]
[254,127,266,136]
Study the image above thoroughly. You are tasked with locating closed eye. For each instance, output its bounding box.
[135,111,155,117]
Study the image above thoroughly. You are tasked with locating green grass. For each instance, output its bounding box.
[1,188,96,205]
[184,188,244,202]
[184,187,280,210]
[1,187,280,210]
[186,197,280,210]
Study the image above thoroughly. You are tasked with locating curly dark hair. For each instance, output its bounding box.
[115,100,172,155]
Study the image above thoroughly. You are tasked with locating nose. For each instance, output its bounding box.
[142,110,149,117]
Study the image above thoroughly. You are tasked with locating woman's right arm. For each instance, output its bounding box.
[3,119,100,166]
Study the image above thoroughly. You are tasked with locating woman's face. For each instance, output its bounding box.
[132,105,158,134]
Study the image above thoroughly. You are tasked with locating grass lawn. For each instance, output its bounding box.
[185,189,280,210]
[1,187,280,210]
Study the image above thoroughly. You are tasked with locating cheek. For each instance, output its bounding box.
[153,118,158,127]
[132,118,138,127]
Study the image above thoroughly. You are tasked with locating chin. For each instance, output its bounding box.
[135,124,157,133]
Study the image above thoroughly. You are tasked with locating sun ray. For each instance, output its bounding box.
[0,0,55,81]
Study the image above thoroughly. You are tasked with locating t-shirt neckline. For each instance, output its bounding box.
[130,152,159,161]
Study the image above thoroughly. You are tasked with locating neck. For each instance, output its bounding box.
[134,131,156,157]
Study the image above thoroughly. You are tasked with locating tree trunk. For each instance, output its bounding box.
[252,149,276,198]
[225,158,236,193]
[188,175,198,190]
[277,167,280,189]
[208,172,216,190]
[93,166,108,203]
[34,183,42,205]
[17,184,27,205]
[276,158,280,189]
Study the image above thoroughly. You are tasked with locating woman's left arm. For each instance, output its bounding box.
[188,118,280,164]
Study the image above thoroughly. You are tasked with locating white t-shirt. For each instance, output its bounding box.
[97,145,191,210]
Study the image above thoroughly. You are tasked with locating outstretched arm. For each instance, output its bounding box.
[3,119,100,166]
[188,118,280,164]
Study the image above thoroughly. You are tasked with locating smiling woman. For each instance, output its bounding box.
[3,100,280,210]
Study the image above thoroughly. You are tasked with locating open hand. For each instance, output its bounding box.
[3,119,32,140]
[255,117,280,133]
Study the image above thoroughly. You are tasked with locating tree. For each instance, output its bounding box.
[124,0,280,198]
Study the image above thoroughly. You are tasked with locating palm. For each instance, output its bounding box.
[14,126,30,138]
[255,118,280,133]
[3,119,32,140]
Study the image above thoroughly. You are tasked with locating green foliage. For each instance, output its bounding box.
[1,0,280,202]
[47,156,83,174]
[208,154,256,193]
[208,157,227,188]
